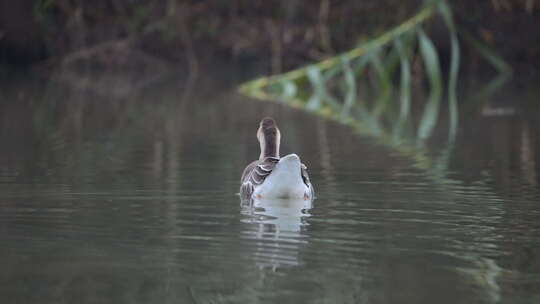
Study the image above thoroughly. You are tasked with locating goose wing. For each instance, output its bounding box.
[301,163,315,197]
[240,157,279,198]
[300,163,311,186]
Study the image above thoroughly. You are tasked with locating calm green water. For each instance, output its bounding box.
[1,72,539,304]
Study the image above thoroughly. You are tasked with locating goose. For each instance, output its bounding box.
[240,117,314,200]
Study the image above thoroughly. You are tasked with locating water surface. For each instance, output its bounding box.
[0,71,539,303]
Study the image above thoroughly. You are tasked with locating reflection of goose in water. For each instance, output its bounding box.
[241,197,313,270]
[247,197,313,232]
[240,117,314,200]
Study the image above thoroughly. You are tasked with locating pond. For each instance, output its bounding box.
[0,68,539,304]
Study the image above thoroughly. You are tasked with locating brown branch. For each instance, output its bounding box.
[60,38,134,66]
[266,19,282,74]
[318,0,334,53]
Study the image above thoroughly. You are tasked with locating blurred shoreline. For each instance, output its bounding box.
[0,0,538,77]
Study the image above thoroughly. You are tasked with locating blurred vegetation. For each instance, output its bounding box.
[239,0,513,185]
[0,0,539,74]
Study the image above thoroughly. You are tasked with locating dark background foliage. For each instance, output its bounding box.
[0,0,539,75]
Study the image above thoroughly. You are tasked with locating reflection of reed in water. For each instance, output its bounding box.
[455,257,502,303]
[316,119,338,193]
[240,197,313,270]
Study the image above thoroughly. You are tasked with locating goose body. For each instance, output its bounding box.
[240,118,314,200]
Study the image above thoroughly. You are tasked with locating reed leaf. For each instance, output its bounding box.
[350,55,371,114]
[460,30,511,75]
[394,36,412,130]
[438,0,460,141]
[306,67,324,110]
[323,64,344,81]
[416,28,443,143]
[341,57,357,117]
[370,52,393,118]
[280,80,298,100]
[306,93,323,112]
[351,54,371,77]
[306,66,341,112]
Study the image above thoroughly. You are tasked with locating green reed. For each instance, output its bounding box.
[239,0,510,183]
